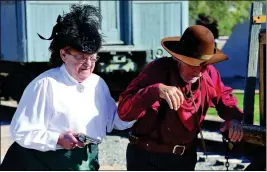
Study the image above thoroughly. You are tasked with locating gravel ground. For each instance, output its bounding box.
[98,135,250,170]
[0,126,250,171]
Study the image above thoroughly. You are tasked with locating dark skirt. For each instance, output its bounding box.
[0,142,99,171]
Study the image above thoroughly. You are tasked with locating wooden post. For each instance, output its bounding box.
[243,2,263,124]
[259,29,266,127]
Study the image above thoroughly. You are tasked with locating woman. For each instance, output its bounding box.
[1,4,134,170]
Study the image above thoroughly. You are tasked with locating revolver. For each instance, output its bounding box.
[75,133,101,145]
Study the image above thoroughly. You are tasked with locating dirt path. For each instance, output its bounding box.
[1,125,13,160]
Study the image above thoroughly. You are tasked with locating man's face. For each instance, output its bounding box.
[178,61,206,83]
[60,47,98,82]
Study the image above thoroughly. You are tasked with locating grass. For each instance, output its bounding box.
[207,93,260,124]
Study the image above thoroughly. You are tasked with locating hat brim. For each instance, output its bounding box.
[161,36,229,66]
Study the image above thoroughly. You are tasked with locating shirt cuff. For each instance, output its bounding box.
[148,83,161,101]
[45,131,61,151]
[221,108,244,122]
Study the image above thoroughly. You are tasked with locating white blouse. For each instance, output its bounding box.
[10,64,135,152]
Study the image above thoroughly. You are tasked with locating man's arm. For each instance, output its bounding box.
[117,59,166,121]
[208,65,244,121]
[208,65,244,142]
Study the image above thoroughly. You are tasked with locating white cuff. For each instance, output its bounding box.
[45,131,61,151]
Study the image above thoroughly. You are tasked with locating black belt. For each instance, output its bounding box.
[129,134,193,156]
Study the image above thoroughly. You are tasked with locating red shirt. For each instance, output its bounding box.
[118,57,243,144]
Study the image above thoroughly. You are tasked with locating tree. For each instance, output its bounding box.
[189,1,254,36]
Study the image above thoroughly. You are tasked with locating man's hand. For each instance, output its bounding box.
[57,131,85,150]
[158,84,184,111]
[220,120,244,142]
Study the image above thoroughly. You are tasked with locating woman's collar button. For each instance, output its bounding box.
[77,84,85,93]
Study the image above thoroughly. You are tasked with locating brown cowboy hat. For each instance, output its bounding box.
[161,25,228,66]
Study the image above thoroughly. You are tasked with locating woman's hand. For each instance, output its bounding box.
[57,131,85,150]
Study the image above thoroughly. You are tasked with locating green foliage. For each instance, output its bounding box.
[189,1,253,36]
[207,93,260,125]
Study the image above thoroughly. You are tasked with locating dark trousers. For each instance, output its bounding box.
[126,143,197,171]
[245,147,266,171]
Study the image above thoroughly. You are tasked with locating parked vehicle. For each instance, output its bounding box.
[0,0,189,101]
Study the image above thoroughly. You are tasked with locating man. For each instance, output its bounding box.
[117,25,244,170]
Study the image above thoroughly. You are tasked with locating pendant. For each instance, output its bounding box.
[77,84,85,93]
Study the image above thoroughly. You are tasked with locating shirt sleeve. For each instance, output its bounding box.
[117,60,164,121]
[100,78,136,132]
[209,66,244,121]
[10,77,61,152]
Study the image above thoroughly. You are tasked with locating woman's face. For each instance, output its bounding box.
[60,47,99,83]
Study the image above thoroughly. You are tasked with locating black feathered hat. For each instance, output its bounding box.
[37,4,103,54]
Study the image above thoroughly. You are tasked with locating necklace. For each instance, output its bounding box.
[189,80,207,158]
[183,91,192,99]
